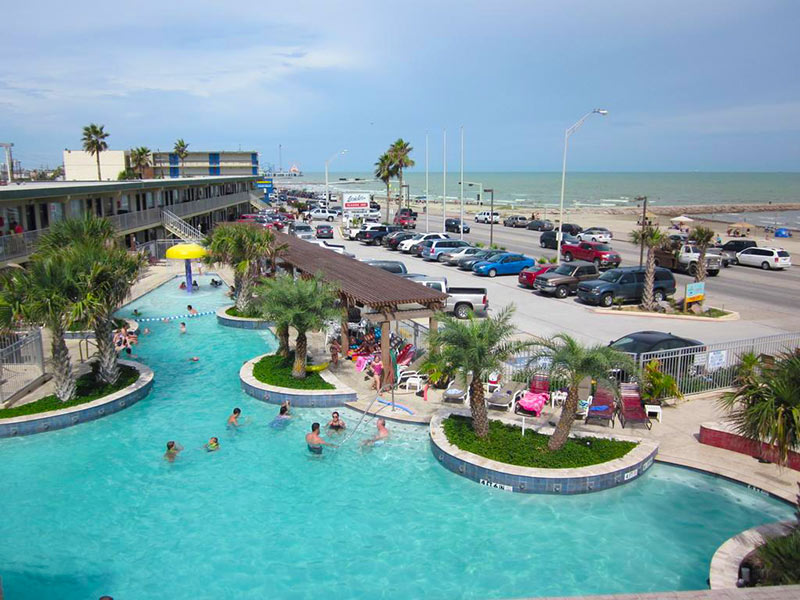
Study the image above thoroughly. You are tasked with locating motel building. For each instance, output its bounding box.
[0,175,260,266]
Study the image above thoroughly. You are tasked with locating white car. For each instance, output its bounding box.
[577,231,611,243]
[397,232,449,253]
[305,208,338,221]
[735,247,791,270]
[475,211,500,224]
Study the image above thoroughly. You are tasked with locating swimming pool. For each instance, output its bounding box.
[0,276,792,599]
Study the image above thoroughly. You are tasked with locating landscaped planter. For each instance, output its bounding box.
[216,305,273,330]
[429,409,659,494]
[0,359,154,438]
[239,354,357,408]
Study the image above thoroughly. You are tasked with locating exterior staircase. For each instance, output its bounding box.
[161,209,204,243]
[248,193,270,212]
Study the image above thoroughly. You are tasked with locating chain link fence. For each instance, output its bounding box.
[0,329,46,405]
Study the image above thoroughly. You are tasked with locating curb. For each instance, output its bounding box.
[591,306,740,321]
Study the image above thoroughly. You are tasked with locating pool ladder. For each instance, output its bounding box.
[341,395,387,445]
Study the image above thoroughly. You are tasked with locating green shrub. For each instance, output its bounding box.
[756,529,800,585]
[0,365,140,419]
[442,415,636,469]
[226,306,261,319]
[252,354,334,390]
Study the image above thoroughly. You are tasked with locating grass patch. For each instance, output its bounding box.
[0,365,140,419]
[225,306,262,319]
[442,415,637,469]
[252,353,335,390]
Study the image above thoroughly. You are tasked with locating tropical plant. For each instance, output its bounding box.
[690,225,716,283]
[423,306,533,438]
[130,146,152,179]
[82,123,109,181]
[526,333,635,451]
[388,139,415,208]
[173,138,189,177]
[718,350,800,467]
[253,274,340,378]
[640,359,683,405]
[374,152,396,223]
[629,226,668,311]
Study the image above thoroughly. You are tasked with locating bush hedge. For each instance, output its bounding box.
[0,365,140,419]
[225,306,261,319]
[442,415,636,469]
[252,354,334,390]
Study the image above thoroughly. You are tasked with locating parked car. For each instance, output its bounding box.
[384,231,416,250]
[558,223,583,236]
[473,253,536,277]
[442,246,485,266]
[356,225,403,245]
[654,244,721,277]
[609,331,703,357]
[736,247,791,270]
[561,241,622,269]
[503,215,529,228]
[526,219,554,231]
[539,230,579,249]
[422,239,472,261]
[475,211,500,224]
[444,218,471,233]
[534,262,600,298]
[393,208,418,229]
[517,264,557,288]
[397,232,449,253]
[403,275,489,319]
[667,232,689,244]
[577,230,611,243]
[315,224,334,239]
[288,222,315,241]
[457,250,505,271]
[409,239,436,257]
[361,259,408,275]
[581,226,613,240]
[715,239,757,264]
[305,208,338,221]
[577,267,677,307]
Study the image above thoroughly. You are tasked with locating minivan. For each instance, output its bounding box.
[361,260,408,275]
[577,266,676,307]
[736,247,791,270]
[475,211,500,224]
[422,239,472,262]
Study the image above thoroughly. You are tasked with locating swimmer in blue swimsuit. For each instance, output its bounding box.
[306,422,336,455]
[361,418,390,447]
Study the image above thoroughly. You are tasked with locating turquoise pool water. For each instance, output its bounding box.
[0,276,792,599]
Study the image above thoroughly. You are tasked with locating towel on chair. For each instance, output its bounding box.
[517,392,547,416]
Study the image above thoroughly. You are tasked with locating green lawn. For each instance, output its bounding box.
[0,365,140,419]
[443,415,637,469]
[252,354,334,390]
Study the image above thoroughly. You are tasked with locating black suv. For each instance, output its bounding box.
[534,261,600,298]
[444,218,471,233]
[540,230,579,249]
[717,239,757,264]
[577,266,677,307]
[558,223,583,235]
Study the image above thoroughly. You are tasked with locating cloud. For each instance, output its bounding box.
[643,102,800,135]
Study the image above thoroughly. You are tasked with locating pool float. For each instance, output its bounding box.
[306,362,330,373]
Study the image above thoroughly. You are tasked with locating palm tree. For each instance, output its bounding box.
[526,333,635,451]
[34,215,116,255]
[719,350,800,467]
[374,153,396,223]
[254,274,340,378]
[82,124,109,181]
[173,139,189,177]
[629,226,668,311]
[130,147,152,179]
[423,305,534,438]
[388,139,415,208]
[691,225,716,283]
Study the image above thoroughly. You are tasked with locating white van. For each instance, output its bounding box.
[475,211,500,224]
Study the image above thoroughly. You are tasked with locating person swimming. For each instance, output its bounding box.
[187,305,198,316]
[192,280,199,289]
[179,281,187,290]
[164,440,183,462]
[305,422,336,455]
[327,411,346,431]
[227,407,241,428]
[180,322,187,334]
[270,405,291,429]
[132,309,142,317]
[205,437,220,452]
[362,418,390,447]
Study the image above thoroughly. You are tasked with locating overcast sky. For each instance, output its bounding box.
[3,0,799,172]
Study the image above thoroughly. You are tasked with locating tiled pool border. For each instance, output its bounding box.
[429,409,659,494]
[0,360,154,438]
[240,353,357,408]
[216,305,274,330]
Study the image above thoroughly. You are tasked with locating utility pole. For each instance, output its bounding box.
[638,195,648,267]
[485,188,495,246]
[278,144,282,173]
[0,142,13,182]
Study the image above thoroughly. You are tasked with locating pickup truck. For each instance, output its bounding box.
[402,275,489,319]
[654,244,721,277]
[356,225,403,245]
[393,208,418,229]
[560,241,621,269]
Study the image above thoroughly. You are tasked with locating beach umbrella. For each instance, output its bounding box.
[165,243,208,294]
[670,215,694,223]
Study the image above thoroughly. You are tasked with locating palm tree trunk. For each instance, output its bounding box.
[548,386,579,451]
[94,318,120,385]
[469,378,489,438]
[50,324,77,402]
[397,171,404,208]
[236,273,253,312]
[696,247,707,283]
[96,154,102,181]
[385,183,391,223]
[642,248,656,311]
[292,331,308,379]
[276,322,290,358]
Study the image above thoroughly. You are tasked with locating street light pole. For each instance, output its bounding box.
[425,131,429,233]
[325,149,348,206]
[638,195,648,267]
[459,125,465,240]
[485,188,495,246]
[442,129,447,225]
[556,109,608,264]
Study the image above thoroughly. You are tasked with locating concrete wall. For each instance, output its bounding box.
[63,150,127,181]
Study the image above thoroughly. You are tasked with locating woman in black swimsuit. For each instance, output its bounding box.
[327,411,346,431]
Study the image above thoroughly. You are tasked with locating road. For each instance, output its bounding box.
[331,216,800,345]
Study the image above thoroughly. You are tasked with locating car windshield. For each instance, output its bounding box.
[595,244,612,252]
[553,265,573,275]
[610,336,653,355]
[598,270,622,282]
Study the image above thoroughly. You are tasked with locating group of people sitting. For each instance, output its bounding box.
[113,324,138,356]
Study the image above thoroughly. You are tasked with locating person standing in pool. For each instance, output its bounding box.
[164,441,184,462]
[305,422,336,454]
[180,322,187,334]
[187,305,198,316]
[327,411,346,431]
[362,419,390,446]
[270,405,291,429]
[227,407,242,428]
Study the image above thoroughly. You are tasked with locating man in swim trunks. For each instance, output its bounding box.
[227,407,241,428]
[164,440,183,462]
[362,418,390,446]
[305,422,336,454]
[327,411,346,431]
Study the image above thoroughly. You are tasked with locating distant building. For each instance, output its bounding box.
[63,150,128,181]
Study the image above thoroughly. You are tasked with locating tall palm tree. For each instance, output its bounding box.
[374,152,396,223]
[526,333,635,451]
[130,146,152,179]
[173,139,190,177]
[424,305,534,438]
[691,225,716,283]
[254,274,340,378]
[388,139,415,208]
[82,124,109,181]
[629,226,668,311]
[719,350,800,467]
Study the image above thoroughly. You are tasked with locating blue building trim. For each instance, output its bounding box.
[169,153,179,166]
[209,153,220,166]
[169,166,180,178]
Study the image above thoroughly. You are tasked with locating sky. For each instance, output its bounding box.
[2,0,800,172]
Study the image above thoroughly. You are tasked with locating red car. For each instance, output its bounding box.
[518,264,557,288]
[560,241,621,269]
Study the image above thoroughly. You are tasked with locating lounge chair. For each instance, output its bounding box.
[618,383,652,430]
[584,387,616,427]
[513,390,548,416]
[443,380,468,404]
[486,381,525,411]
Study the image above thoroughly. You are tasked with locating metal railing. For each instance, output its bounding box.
[0,328,46,405]
[396,320,430,356]
[248,194,271,211]
[162,209,204,242]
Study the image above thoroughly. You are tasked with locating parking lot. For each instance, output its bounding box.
[331,215,800,345]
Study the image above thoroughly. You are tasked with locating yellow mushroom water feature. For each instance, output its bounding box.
[165,243,208,294]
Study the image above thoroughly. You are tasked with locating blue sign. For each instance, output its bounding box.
[256,178,273,189]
